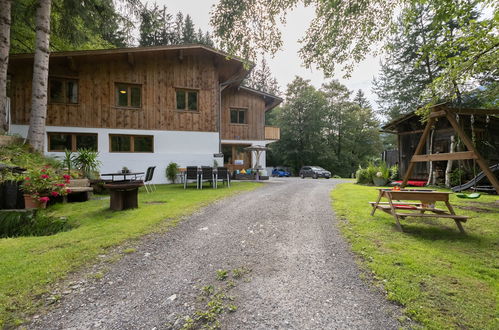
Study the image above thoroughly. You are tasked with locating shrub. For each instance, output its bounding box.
[166,162,179,183]
[73,148,101,179]
[0,210,74,238]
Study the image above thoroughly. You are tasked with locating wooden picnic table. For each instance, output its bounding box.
[370,188,469,233]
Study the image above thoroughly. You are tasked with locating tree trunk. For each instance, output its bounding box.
[0,0,11,133]
[445,135,455,187]
[27,0,52,152]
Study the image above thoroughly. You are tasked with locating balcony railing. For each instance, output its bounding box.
[265,126,280,140]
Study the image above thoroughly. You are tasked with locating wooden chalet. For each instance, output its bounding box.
[7,45,282,182]
[381,105,499,186]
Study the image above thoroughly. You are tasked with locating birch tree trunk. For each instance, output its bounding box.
[0,0,11,133]
[426,129,434,186]
[27,0,52,152]
[445,135,455,187]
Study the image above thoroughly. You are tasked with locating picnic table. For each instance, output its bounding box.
[370,188,469,233]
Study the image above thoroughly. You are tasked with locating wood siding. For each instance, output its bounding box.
[221,88,266,140]
[9,52,219,132]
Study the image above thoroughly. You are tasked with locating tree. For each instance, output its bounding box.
[139,4,173,47]
[211,0,498,105]
[353,89,370,110]
[0,0,11,133]
[27,0,51,152]
[10,0,140,53]
[271,77,326,171]
[182,14,196,43]
[244,58,281,95]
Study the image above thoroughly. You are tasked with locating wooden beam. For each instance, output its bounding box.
[411,151,477,162]
[445,112,499,194]
[67,56,76,71]
[178,49,184,61]
[429,110,447,118]
[449,108,499,116]
[401,117,435,187]
[127,52,134,66]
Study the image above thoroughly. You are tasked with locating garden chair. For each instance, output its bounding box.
[184,166,200,189]
[143,166,156,193]
[199,166,215,189]
[215,167,231,188]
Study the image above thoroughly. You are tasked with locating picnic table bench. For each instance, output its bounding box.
[370,189,470,233]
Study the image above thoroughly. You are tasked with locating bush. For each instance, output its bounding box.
[166,162,179,183]
[0,210,74,238]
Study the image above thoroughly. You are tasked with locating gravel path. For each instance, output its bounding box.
[31,178,401,329]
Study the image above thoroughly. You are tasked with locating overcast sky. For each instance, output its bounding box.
[147,1,382,108]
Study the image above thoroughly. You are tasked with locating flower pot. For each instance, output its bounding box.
[373,177,388,186]
[23,195,47,209]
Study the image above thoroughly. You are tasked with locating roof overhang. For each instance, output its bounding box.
[239,86,283,111]
[9,44,251,85]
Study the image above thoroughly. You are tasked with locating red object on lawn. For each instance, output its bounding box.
[393,180,427,187]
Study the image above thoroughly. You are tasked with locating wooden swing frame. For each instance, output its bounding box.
[401,105,499,194]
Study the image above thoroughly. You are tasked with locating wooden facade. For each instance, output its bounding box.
[7,46,282,138]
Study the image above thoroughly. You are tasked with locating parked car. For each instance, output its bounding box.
[272,168,291,177]
[299,166,331,179]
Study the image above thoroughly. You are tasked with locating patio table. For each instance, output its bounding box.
[370,188,469,233]
[103,182,144,211]
[101,172,145,182]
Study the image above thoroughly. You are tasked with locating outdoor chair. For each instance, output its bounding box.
[215,167,230,188]
[143,166,156,193]
[184,166,200,189]
[199,166,215,189]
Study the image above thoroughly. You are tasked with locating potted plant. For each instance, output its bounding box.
[0,169,23,209]
[166,162,179,183]
[73,148,101,179]
[372,162,390,186]
[21,166,70,209]
[121,166,130,174]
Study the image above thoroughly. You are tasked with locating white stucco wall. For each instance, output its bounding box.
[10,125,222,184]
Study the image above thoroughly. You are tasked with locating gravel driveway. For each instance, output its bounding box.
[31,178,400,329]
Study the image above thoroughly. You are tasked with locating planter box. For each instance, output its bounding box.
[373,177,388,186]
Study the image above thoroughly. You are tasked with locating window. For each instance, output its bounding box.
[230,108,247,124]
[49,78,78,104]
[115,83,141,108]
[109,135,153,153]
[47,132,97,152]
[176,89,198,111]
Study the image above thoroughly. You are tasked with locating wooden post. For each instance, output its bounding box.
[401,116,436,187]
[445,112,499,194]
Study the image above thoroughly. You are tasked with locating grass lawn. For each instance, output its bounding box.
[0,182,258,327]
[332,183,498,329]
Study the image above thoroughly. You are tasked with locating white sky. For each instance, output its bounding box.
[146,1,382,108]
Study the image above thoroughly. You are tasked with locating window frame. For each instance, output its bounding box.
[229,108,248,125]
[115,83,142,109]
[49,77,79,105]
[109,134,154,153]
[47,132,98,152]
[175,88,199,112]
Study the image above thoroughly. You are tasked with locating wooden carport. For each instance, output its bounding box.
[401,105,499,194]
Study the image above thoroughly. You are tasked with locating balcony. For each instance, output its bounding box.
[265,126,280,140]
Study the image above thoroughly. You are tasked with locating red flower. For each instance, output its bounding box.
[66,188,72,193]
[43,164,51,168]
[63,174,71,180]
[41,169,46,172]
[25,177,30,180]
[39,196,50,203]
[41,174,49,179]
[51,191,59,197]
[56,183,66,187]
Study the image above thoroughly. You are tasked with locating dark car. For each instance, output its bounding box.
[299,166,331,179]
[272,168,291,177]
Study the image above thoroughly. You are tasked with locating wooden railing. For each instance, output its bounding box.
[265,126,280,140]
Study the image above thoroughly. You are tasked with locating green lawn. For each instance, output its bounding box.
[0,182,258,327]
[332,183,498,329]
